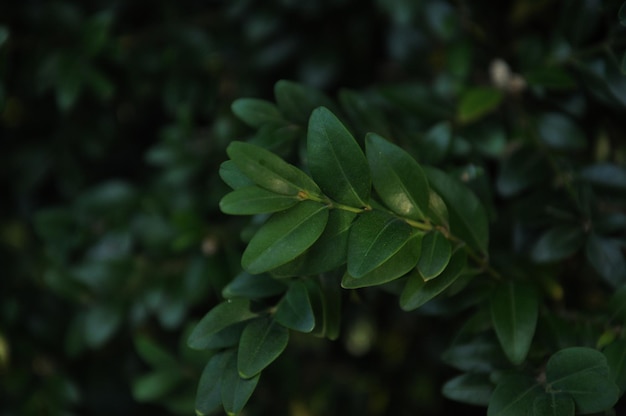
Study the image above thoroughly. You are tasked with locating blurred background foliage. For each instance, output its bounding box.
[1,0,625,415]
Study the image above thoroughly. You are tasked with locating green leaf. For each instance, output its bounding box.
[221,351,260,415]
[585,234,626,288]
[423,167,489,254]
[419,121,452,164]
[231,98,284,128]
[417,231,451,281]
[274,280,315,332]
[365,133,430,220]
[271,210,356,277]
[530,225,585,263]
[196,351,231,416]
[338,88,392,139]
[487,374,542,416]
[274,80,337,124]
[546,347,620,414]
[201,323,247,350]
[427,190,449,227]
[532,393,575,416]
[537,113,586,151]
[347,210,414,278]
[84,304,121,348]
[241,201,329,274]
[219,186,299,215]
[133,370,183,402]
[490,281,539,365]
[442,337,509,373]
[219,161,255,190]
[496,147,549,197]
[237,317,289,378]
[604,339,626,394]
[342,233,422,289]
[134,334,178,370]
[400,249,467,311]
[188,299,257,350]
[458,87,503,124]
[226,141,321,197]
[307,107,371,207]
[222,272,287,299]
[442,373,493,406]
[580,163,626,190]
[524,67,577,90]
[315,274,342,340]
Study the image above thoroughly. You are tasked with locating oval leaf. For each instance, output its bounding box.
[442,373,493,406]
[231,98,284,128]
[187,299,257,350]
[220,186,299,215]
[538,113,586,151]
[530,225,585,263]
[221,351,260,415]
[487,374,542,416]
[546,347,620,414]
[237,317,289,378]
[417,231,452,281]
[227,141,321,197]
[400,249,467,311]
[490,281,539,365]
[423,166,489,254]
[585,234,626,288]
[307,107,371,207]
[242,201,329,274]
[274,280,315,332]
[219,160,255,190]
[365,133,430,220]
[458,87,503,124]
[196,351,231,416]
[222,272,287,299]
[347,210,414,278]
[533,393,576,416]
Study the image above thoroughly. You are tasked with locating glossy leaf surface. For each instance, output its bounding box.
[274,280,315,332]
[196,351,230,416]
[487,374,541,416]
[188,299,257,350]
[417,231,451,281]
[221,352,260,415]
[231,98,284,128]
[219,186,299,215]
[442,373,493,406]
[238,317,289,378]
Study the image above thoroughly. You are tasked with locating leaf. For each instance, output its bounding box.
[496,147,549,197]
[609,285,626,322]
[487,374,542,416]
[201,323,247,350]
[604,339,626,394]
[237,317,289,378]
[400,249,467,311]
[442,373,493,406]
[221,351,260,415]
[619,1,626,26]
[365,133,430,220]
[133,370,183,402]
[187,299,257,350]
[274,80,337,124]
[307,106,371,207]
[585,234,626,288]
[546,347,620,414]
[532,393,575,416]
[524,67,577,90]
[242,201,329,274]
[84,304,121,348]
[274,280,315,332]
[427,190,449,227]
[417,231,452,281]
[219,186,299,215]
[347,210,414,278]
[134,334,178,370]
[196,351,231,416]
[342,233,422,289]
[338,88,391,139]
[458,87,503,124]
[490,281,539,365]
[579,163,626,190]
[537,113,586,151]
[419,121,452,164]
[423,167,489,254]
[221,272,287,299]
[315,274,342,340]
[219,161,255,190]
[231,98,284,128]
[442,336,509,373]
[226,141,321,197]
[530,225,585,263]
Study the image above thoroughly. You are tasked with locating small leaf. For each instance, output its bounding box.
[537,113,586,151]
[222,272,287,299]
[231,98,284,128]
[274,80,337,124]
[219,161,255,190]
[400,249,467,311]
[188,299,257,350]
[347,210,414,278]
[423,167,489,254]
[274,280,315,332]
[546,347,620,414]
[237,317,289,378]
[580,163,626,190]
[490,281,539,365]
[530,225,585,263]
[219,186,299,215]
[196,351,230,416]
[442,373,493,406]
[604,339,626,394]
[221,351,260,415]
[532,393,575,416]
[134,334,178,370]
[443,337,509,373]
[134,370,182,402]
[585,234,626,288]
[242,201,329,274]
[366,133,430,220]
[417,231,452,281]
[342,233,422,289]
[487,374,542,416]
[227,141,321,197]
[458,87,503,124]
[307,107,371,207]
